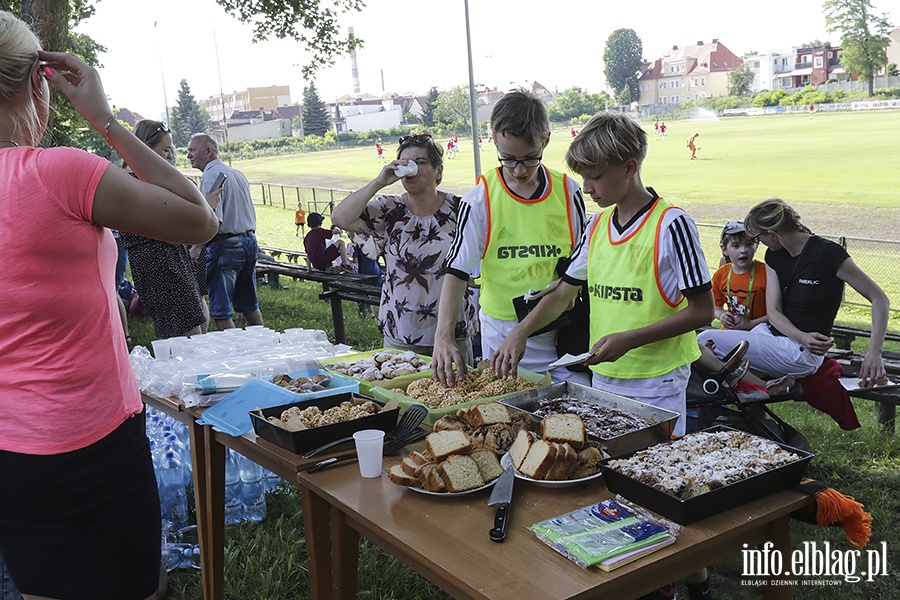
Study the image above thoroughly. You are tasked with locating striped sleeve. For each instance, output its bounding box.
[662,210,711,296]
[563,212,601,285]
[444,183,488,280]
[567,177,588,242]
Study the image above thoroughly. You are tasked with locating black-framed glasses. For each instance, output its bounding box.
[497,154,542,169]
[399,134,432,146]
[748,231,764,243]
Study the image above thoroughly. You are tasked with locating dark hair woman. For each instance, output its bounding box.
[331,134,477,361]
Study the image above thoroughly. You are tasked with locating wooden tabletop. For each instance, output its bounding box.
[143,392,813,600]
[297,451,813,600]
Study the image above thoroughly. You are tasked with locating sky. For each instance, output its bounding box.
[75,0,896,120]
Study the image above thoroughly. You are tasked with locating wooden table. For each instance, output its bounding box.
[142,392,340,600]
[296,458,813,600]
[143,392,813,600]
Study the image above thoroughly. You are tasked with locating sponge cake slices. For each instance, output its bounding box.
[541,413,586,450]
[425,430,472,462]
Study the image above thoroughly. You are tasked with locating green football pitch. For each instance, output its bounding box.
[231,109,899,239]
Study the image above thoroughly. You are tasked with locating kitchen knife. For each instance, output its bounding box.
[487,464,515,542]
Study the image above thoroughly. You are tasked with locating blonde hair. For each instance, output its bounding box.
[566,112,647,178]
[745,197,813,236]
[0,11,44,145]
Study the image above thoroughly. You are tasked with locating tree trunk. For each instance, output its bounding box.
[20,0,70,144]
[20,0,70,51]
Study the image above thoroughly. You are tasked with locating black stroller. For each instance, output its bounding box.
[685,343,811,452]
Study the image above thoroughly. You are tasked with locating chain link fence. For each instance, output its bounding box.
[696,224,899,315]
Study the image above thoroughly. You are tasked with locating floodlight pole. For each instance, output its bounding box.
[464,0,481,179]
[213,29,231,166]
[154,21,170,124]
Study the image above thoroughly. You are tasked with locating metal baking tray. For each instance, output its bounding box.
[498,381,679,456]
[250,392,398,455]
[600,425,814,525]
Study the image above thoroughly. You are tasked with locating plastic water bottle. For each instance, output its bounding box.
[263,467,281,492]
[164,431,191,487]
[224,449,244,525]
[159,451,188,533]
[237,453,266,523]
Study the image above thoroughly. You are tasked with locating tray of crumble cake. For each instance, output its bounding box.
[600,425,813,525]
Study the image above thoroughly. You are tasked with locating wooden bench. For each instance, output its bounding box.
[254,260,381,344]
[829,349,900,432]
[258,244,309,266]
[830,325,900,351]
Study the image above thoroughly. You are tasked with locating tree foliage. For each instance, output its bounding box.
[3,0,113,153]
[169,80,210,146]
[824,0,893,96]
[213,0,365,80]
[302,82,330,137]
[420,87,439,128]
[433,85,471,130]
[548,86,609,121]
[603,28,643,105]
[727,64,755,96]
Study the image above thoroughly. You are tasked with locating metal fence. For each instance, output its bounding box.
[186,176,349,216]
[231,180,900,315]
[252,183,351,216]
[696,224,900,315]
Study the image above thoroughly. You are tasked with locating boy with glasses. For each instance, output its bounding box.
[432,89,588,385]
[490,110,715,600]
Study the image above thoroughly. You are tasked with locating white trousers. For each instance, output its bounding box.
[697,323,823,379]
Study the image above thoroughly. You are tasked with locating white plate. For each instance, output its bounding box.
[548,352,593,369]
[404,475,500,497]
[500,452,604,488]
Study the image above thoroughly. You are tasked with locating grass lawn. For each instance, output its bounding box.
[151,110,900,598]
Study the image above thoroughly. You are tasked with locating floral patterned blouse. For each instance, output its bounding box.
[353,192,477,346]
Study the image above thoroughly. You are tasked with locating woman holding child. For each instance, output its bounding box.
[332,133,477,361]
[698,198,889,386]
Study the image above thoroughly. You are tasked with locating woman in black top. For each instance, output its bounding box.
[699,198,888,386]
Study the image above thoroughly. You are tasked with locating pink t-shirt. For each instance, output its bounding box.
[0,146,142,454]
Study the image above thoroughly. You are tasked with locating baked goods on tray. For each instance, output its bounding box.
[388,403,528,493]
[264,400,380,432]
[533,396,656,439]
[404,368,541,409]
[606,429,802,499]
[327,349,430,381]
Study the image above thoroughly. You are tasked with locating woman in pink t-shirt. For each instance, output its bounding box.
[0,12,218,600]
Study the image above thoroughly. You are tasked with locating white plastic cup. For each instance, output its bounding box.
[394,161,418,178]
[151,339,171,360]
[353,429,385,478]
